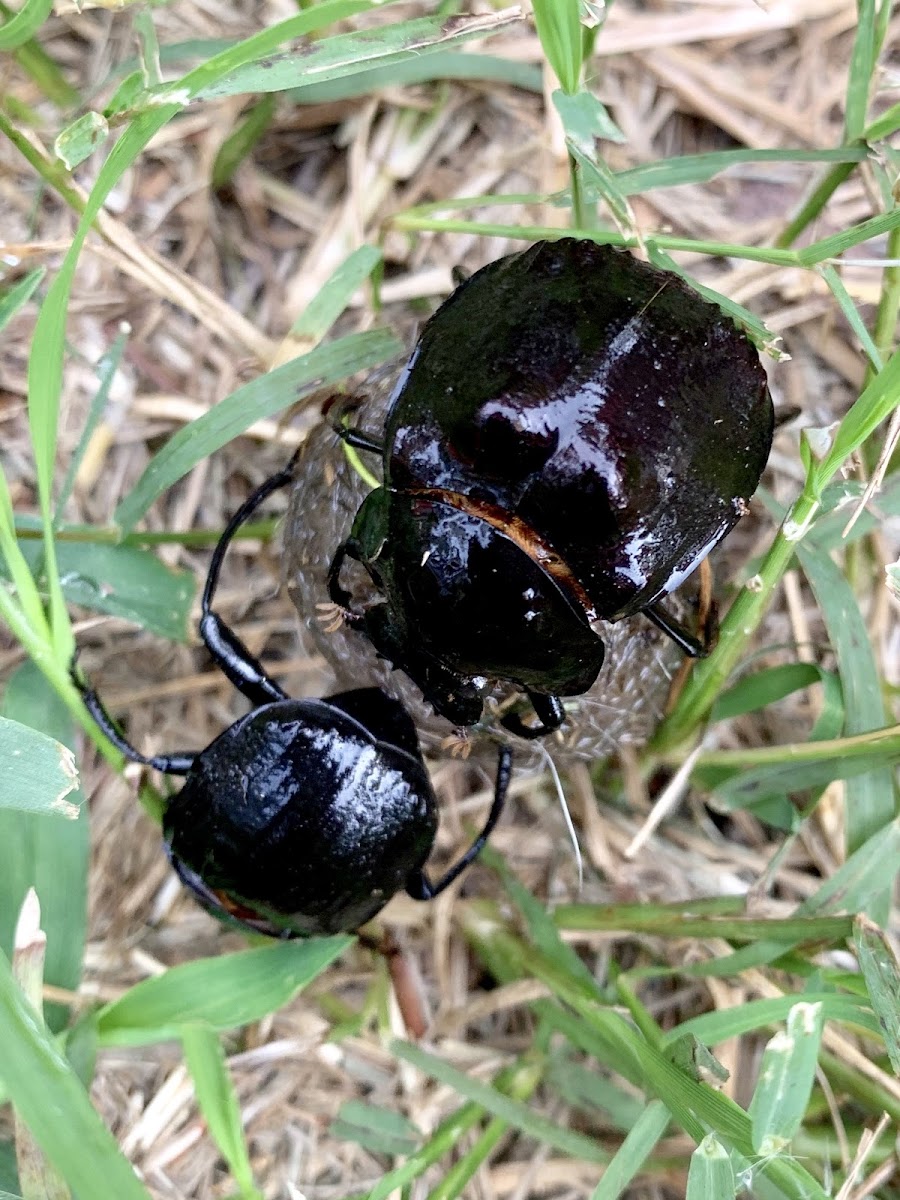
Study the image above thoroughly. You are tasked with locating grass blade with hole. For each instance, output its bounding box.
[0,717,79,818]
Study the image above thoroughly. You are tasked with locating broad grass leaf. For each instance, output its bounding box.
[13,533,194,642]
[97,937,351,1044]
[0,664,88,1032]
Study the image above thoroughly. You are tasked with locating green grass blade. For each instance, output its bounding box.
[0,466,51,644]
[796,539,895,858]
[590,1101,670,1199]
[844,0,877,139]
[616,147,868,195]
[668,994,879,1046]
[864,102,900,142]
[330,1101,420,1156]
[290,244,382,342]
[749,1003,824,1154]
[192,10,520,101]
[531,0,582,92]
[0,945,151,1200]
[114,327,400,532]
[54,327,129,523]
[853,915,900,1074]
[685,1135,735,1200]
[0,0,51,50]
[393,1040,611,1165]
[287,49,542,103]
[12,536,195,641]
[53,112,109,170]
[809,344,900,492]
[0,268,45,335]
[799,208,900,266]
[0,717,78,817]
[0,664,89,1032]
[711,663,830,722]
[181,1025,262,1200]
[97,937,352,1044]
[210,94,276,189]
[817,265,882,370]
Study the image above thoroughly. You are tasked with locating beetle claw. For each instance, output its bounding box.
[440,730,471,759]
[315,600,358,633]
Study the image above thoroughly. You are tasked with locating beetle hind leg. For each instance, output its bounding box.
[408,745,512,900]
[70,660,195,775]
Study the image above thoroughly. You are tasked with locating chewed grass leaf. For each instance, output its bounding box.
[0,716,79,818]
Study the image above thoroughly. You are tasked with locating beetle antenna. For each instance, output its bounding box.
[535,741,583,891]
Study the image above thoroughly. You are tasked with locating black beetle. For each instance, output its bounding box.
[328,238,774,737]
[73,455,511,938]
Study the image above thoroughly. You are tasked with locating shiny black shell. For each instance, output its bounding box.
[163,689,437,937]
[351,488,604,717]
[385,239,773,621]
[340,239,772,724]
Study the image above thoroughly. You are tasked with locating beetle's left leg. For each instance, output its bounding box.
[71,660,195,775]
[644,602,708,658]
[328,400,385,455]
[500,691,565,739]
[407,745,512,900]
[198,455,300,706]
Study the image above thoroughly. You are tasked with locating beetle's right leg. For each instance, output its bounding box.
[500,691,565,739]
[644,602,708,658]
[198,456,299,706]
[407,745,513,900]
[70,661,195,775]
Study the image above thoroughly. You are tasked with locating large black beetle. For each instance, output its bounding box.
[329,238,774,737]
[73,456,510,938]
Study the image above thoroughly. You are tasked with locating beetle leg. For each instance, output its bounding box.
[328,404,384,455]
[325,540,366,619]
[337,427,385,455]
[70,661,195,775]
[407,745,512,900]
[500,691,565,739]
[198,456,300,706]
[644,602,708,658]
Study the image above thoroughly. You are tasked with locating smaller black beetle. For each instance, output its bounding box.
[329,239,774,738]
[73,455,510,938]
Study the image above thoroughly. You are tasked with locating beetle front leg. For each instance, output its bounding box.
[500,691,565,739]
[407,745,512,900]
[198,456,299,706]
[644,602,709,658]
